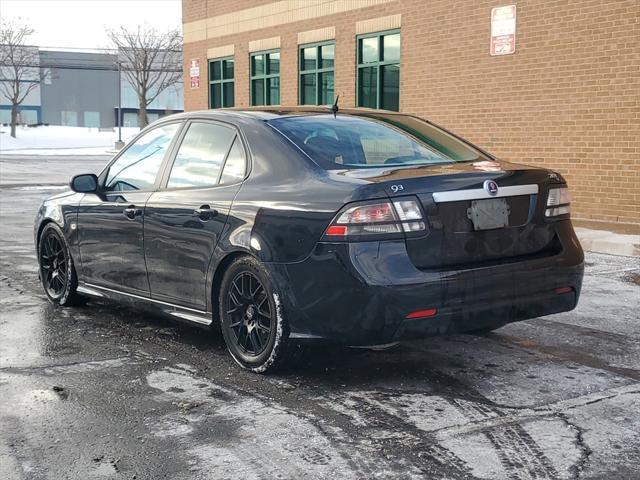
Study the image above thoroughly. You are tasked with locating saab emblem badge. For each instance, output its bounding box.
[484,180,499,196]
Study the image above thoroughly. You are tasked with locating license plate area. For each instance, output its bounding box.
[466,198,511,231]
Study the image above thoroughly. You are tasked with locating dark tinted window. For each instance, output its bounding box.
[381,64,399,111]
[299,42,335,106]
[209,58,234,108]
[301,46,316,70]
[357,32,400,111]
[358,66,377,109]
[167,122,235,188]
[105,123,179,191]
[320,44,334,68]
[269,114,483,169]
[268,52,280,74]
[251,51,280,106]
[219,136,246,184]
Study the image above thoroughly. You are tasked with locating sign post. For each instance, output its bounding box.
[490,5,516,56]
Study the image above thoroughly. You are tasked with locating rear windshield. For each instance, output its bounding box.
[268,113,484,169]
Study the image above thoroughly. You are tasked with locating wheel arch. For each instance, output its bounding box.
[209,250,257,323]
[36,218,80,271]
[36,218,54,247]
[36,218,65,251]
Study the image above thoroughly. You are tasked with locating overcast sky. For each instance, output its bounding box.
[0,0,182,50]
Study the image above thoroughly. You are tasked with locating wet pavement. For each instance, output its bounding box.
[1,155,639,479]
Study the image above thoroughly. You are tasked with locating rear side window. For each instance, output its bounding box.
[105,123,180,191]
[219,136,246,184]
[269,114,484,169]
[167,122,235,189]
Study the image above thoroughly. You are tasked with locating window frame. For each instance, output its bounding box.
[355,29,401,111]
[99,120,186,193]
[208,56,235,109]
[298,40,335,106]
[159,119,250,191]
[249,49,281,106]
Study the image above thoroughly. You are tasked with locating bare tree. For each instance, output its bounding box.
[0,20,42,138]
[107,26,182,128]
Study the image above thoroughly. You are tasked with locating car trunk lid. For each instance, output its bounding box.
[334,160,562,269]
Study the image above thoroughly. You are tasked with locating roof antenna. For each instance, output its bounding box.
[330,94,340,118]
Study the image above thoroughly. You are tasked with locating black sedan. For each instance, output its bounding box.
[35,107,584,372]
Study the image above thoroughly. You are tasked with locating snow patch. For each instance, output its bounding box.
[0,125,139,155]
[251,292,285,373]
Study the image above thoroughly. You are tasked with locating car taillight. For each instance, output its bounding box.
[545,185,571,218]
[324,198,426,239]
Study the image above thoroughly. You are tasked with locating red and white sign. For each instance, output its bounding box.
[190,58,200,88]
[490,5,516,56]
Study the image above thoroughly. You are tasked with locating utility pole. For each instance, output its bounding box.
[114,59,124,150]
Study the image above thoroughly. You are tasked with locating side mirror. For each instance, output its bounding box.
[70,173,99,193]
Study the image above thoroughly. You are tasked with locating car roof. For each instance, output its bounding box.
[165,106,407,123]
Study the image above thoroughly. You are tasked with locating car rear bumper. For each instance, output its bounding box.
[269,220,584,345]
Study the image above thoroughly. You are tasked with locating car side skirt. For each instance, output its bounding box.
[77,283,213,327]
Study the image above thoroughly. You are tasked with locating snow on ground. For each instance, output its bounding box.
[0,125,140,155]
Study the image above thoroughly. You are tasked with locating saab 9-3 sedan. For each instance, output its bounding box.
[35,107,584,372]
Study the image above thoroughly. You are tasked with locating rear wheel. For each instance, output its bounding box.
[38,223,83,306]
[219,256,290,373]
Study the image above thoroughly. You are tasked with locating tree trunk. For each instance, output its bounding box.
[138,97,148,129]
[10,104,18,138]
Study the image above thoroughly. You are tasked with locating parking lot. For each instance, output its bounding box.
[1,154,639,479]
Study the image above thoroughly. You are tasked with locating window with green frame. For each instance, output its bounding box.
[356,30,400,111]
[209,57,235,108]
[250,50,280,106]
[299,42,335,105]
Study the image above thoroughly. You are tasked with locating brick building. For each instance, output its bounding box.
[182,0,639,224]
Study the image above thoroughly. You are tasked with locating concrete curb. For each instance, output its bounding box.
[574,226,640,257]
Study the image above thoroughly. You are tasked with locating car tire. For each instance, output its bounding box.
[38,223,84,306]
[219,256,290,373]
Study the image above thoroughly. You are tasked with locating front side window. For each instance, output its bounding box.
[250,50,280,106]
[209,57,235,108]
[167,122,242,189]
[269,114,485,169]
[105,123,180,191]
[299,42,335,105]
[357,31,400,111]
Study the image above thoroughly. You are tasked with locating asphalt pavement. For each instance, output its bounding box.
[1,154,639,479]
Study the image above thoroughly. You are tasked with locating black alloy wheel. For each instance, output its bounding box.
[38,224,82,306]
[219,256,290,373]
[226,271,272,356]
[40,231,69,299]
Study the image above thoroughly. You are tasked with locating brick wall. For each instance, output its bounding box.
[183,0,640,224]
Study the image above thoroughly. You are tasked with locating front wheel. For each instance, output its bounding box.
[219,256,290,373]
[38,223,83,306]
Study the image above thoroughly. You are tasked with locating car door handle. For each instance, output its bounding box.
[123,205,142,219]
[193,205,217,221]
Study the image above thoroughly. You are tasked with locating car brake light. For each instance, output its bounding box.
[555,287,573,294]
[546,186,571,218]
[325,225,347,236]
[324,198,426,239]
[406,308,437,319]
